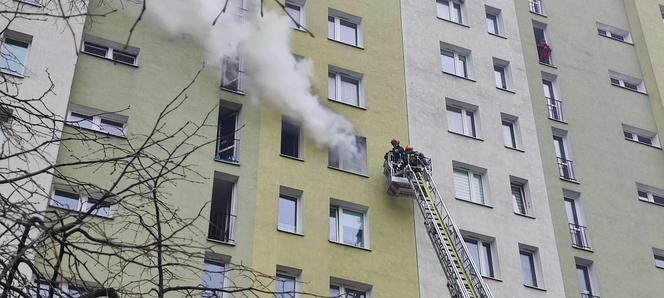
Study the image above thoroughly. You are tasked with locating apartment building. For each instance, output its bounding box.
[401,0,564,296]
[0,0,85,288]
[516,0,664,297]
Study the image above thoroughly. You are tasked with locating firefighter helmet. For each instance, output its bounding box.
[391,138,400,146]
[405,145,413,152]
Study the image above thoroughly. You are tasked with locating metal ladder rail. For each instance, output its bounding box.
[404,166,473,298]
[420,166,494,298]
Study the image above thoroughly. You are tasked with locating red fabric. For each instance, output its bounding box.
[537,42,552,61]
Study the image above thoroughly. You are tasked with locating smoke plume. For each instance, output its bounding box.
[147,0,360,158]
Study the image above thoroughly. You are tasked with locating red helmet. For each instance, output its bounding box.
[405,145,413,152]
[391,138,400,146]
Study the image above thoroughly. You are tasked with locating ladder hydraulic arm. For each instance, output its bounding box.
[384,153,493,298]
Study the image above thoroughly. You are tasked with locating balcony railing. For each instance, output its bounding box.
[216,137,240,163]
[529,0,543,14]
[557,157,576,181]
[208,213,236,243]
[546,97,565,122]
[581,293,600,298]
[569,223,591,250]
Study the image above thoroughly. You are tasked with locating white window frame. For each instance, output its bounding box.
[50,187,114,218]
[436,0,464,24]
[653,248,664,269]
[0,30,32,76]
[596,22,632,43]
[285,0,306,30]
[66,105,128,137]
[446,102,478,138]
[575,258,599,297]
[622,124,661,148]
[280,116,303,159]
[201,259,226,298]
[609,71,646,93]
[510,177,530,216]
[485,6,502,36]
[329,200,369,249]
[501,114,521,150]
[660,5,664,24]
[208,172,238,244]
[221,55,246,93]
[329,278,371,298]
[275,271,298,298]
[81,35,139,66]
[453,166,487,205]
[493,58,511,90]
[533,21,553,65]
[636,183,664,206]
[328,10,363,47]
[328,135,367,175]
[529,0,544,15]
[463,236,496,278]
[278,186,303,234]
[328,66,364,108]
[519,245,543,288]
[440,46,470,78]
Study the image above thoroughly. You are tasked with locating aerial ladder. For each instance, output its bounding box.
[384,152,493,298]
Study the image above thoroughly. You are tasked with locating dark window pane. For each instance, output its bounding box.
[83,42,108,57]
[280,119,300,157]
[112,50,136,65]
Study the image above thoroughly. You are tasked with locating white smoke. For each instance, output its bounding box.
[147,0,359,157]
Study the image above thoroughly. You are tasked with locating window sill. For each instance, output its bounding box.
[529,11,547,18]
[48,204,114,220]
[207,238,236,246]
[214,158,241,166]
[488,32,507,39]
[448,131,484,141]
[81,51,139,68]
[496,87,516,94]
[624,138,662,150]
[327,38,364,50]
[220,87,246,96]
[638,198,664,208]
[524,285,547,292]
[291,27,308,33]
[455,198,493,209]
[505,146,525,153]
[610,83,647,95]
[482,276,503,282]
[436,17,470,28]
[572,245,594,253]
[548,117,568,124]
[560,177,580,184]
[0,69,25,79]
[441,71,476,82]
[280,154,305,162]
[539,62,557,69]
[598,33,634,45]
[329,240,371,251]
[327,98,367,110]
[65,123,127,139]
[327,166,369,178]
[277,228,304,237]
[514,212,536,220]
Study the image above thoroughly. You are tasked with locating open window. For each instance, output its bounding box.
[533,21,553,65]
[281,116,302,159]
[328,136,367,175]
[216,101,241,163]
[221,55,245,93]
[208,172,237,243]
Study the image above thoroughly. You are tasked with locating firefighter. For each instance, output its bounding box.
[384,138,405,173]
[405,145,429,171]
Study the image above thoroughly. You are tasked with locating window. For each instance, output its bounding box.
[660,5,664,23]
[0,31,31,75]
[50,188,114,218]
[564,191,591,249]
[329,201,368,248]
[597,22,632,43]
[529,0,544,15]
[501,115,520,149]
[285,0,306,30]
[511,180,529,215]
[81,35,139,66]
[654,249,664,269]
[464,237,495,278]
[493,58,510,90]
[221,55,245,92]
[216,102,241,163]
[622,124,661,148]
[436,0,464,24]
[533,22,552,65]
[32,280,88,298]
[329,278,370,298]
[636,183,664,206]
[201,260,225,298]
[328,10,362,47]
[278,187,302,234]
[485,6,502,35]
[453,166,486,205]
[542,74,564,121]
[553,130,575,181]
[66,105,127,137]
[208,172,237,243]
[576,260,598,297]
[519,247,540,288]
[281,117,302,158]
[275,273,296,298]
[0,106,12,145]
[446,101,478,138]
[609,71,646,93]
[328,136,367,175]
[440,44,470,78]
[328,67,363,107]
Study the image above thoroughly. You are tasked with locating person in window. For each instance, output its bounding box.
[384,138,405,174]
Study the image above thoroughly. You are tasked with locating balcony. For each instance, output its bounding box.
[557,157,576,181]
[569,223,591,250]
[208,213,236,244]
[546,97,565,122]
